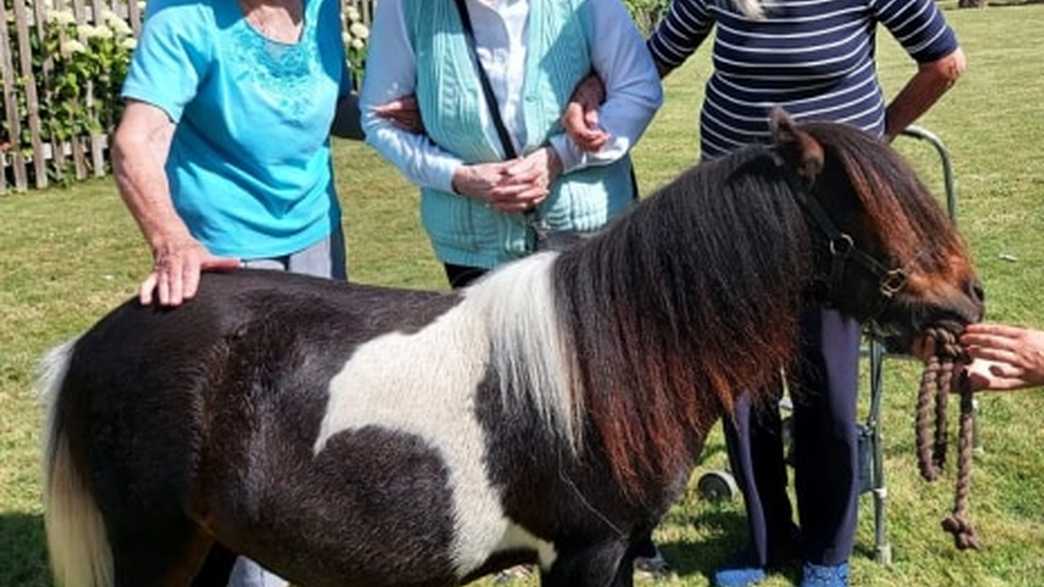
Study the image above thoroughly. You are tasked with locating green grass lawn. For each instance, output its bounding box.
[2,4,1043,586]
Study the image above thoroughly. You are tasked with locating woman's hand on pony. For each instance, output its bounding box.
[960,323,1044,392]
[140,236,239,307]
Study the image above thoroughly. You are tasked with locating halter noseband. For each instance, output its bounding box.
[772,153,910,321]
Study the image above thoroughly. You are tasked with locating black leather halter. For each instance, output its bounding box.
[773,153,910,321]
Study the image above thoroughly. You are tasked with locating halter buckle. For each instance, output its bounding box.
[880,269,908,298]
[829,234,854,257]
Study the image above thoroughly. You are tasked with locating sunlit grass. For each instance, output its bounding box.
[2,5,1043,586]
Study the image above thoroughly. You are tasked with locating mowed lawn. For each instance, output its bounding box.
[2,4,1043,586]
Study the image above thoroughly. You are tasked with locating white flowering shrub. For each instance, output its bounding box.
[342,2,369,89]
[2,1,138,182]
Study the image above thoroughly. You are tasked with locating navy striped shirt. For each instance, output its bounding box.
[648,0,959,159]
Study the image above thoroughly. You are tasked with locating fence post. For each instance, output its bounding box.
[1,0,28,190]
[89,0,106,177]
[128,0,141,34]
[12,0,48,188]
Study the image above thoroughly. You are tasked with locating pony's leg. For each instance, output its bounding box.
[110,520,215,587]
[540,541,628,587]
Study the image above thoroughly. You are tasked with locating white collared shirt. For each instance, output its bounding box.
[360,0,664,193]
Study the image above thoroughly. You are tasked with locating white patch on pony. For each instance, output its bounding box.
[467,252,580,447]
[314,254,574,577]
[495,522,558,571]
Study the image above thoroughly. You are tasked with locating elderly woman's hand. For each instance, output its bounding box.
[562,73,609,153]
[375,95,424,134]
[960,323,1044,392]
[139,236,240,307]
[452,148,562,214]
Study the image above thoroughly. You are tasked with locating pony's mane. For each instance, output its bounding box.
[475,124,966,500]
[800,123,967,274]
[550,148,813,499]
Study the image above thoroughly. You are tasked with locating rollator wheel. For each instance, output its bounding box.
[697,470,739,501]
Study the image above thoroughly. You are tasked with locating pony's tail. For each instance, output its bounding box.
[38,339,114,587]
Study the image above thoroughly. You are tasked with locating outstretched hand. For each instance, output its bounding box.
[562,73,609,153]
[960,323,1044,392]
[140,238,240,307]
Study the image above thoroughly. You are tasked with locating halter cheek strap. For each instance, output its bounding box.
[772,152,909,319]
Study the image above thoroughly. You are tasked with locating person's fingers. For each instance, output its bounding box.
[488,182,539,201]
[387,117,414,132]
[168,260,185,306]
[583,105,600,130]
[582,132,610,152]
[203,256,242,272]
[502,164,542,185]
[182,256,202,301]
[374,98,408,115]
[562,103,587,136]
[157,268,171,306]
[504,156,538,177]
[966,346,1020,366]
[988,362,1025,379]
[513,186,550,204]
[139,272,158,305]
[963,323,1025,339]
[978,373,1031,391]
[962,333,1018,353]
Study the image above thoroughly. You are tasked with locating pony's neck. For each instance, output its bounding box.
[550,150,813,498]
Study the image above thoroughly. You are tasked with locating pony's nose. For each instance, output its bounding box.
[965,278,985,321]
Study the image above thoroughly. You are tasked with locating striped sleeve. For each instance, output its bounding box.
[872,0,959,63]
[647,0,715,70]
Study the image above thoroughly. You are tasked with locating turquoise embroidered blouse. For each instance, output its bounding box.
[122,0,350,258]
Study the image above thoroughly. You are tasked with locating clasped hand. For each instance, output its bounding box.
[452,147,563,214]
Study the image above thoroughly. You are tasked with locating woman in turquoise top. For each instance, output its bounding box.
[360,0,663,288]
[112,0,362,584]
[115,0,363,308]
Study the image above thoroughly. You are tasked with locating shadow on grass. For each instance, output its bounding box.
[0,512,50,587]
[657,507,809,585]
[657,508,749,581]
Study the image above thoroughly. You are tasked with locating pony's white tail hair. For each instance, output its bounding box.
[38,339,114,587]
[734,0,765,19]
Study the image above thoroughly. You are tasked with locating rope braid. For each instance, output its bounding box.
[915,327,980,550]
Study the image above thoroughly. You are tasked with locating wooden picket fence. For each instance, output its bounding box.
[0,0,372,194]
[1,0,142,193]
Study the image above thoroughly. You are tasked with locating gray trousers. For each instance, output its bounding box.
[229,226,346,587]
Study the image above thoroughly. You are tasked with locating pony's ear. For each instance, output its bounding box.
[769,107,824,182]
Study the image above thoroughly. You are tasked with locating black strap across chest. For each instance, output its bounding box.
[452,0,519,160]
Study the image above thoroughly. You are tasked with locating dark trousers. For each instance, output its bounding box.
[723,308,861,567]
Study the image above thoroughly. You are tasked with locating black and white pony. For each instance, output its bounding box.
[40,112,983,586]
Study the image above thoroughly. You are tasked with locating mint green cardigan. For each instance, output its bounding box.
[405,0,636,269]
